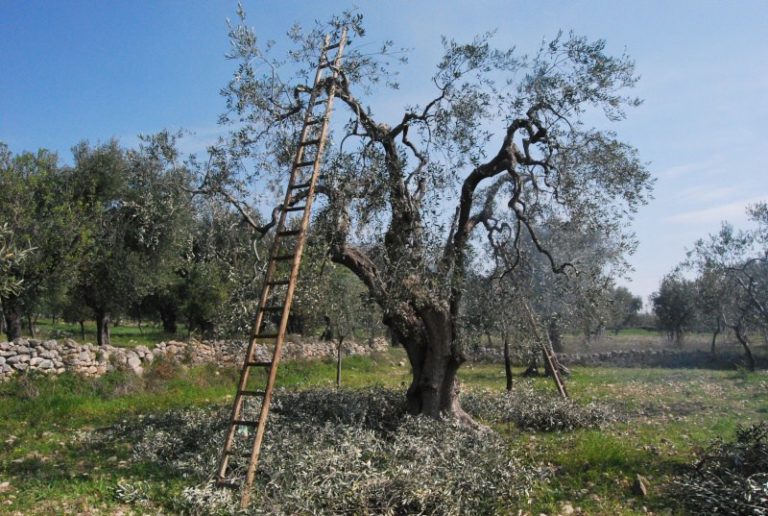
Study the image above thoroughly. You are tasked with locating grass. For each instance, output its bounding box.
[1,348,766,514]
[20,318,187,348]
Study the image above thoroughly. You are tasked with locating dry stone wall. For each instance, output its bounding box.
[0,337,389,382]
[469,345,766,370]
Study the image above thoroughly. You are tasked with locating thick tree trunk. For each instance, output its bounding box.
[391,308,482,429]
[159,309,177,334]
[95,310,110,346]
[27,314,35,338]
[405,352,465,418]
[502,332,513,391]
[79,320,86,341]
[734,327,756,372]
[2,296,23,341]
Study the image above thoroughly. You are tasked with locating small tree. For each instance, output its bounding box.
[687,204,768,371]
[606,286,642,335]
[295,244,368,387]
[694,268,727,355]
[651,273,696,346]
[0,144,82,341]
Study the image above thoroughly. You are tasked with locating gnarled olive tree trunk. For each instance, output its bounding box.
[379,304,478,427]
[734,326,756,372]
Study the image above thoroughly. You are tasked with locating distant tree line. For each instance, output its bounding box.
[0,136,383,346]
[1,132,651,354]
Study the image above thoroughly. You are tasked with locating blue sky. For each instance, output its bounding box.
[2,0,767,304]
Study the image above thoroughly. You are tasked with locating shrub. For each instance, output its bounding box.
[675,422,768,515]
[94,369,145,398]
[142,356,185,393]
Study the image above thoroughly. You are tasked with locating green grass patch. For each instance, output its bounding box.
[23,318,187,347]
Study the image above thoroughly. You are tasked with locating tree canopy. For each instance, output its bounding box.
[201,11,653,420]
[685,203,768,370]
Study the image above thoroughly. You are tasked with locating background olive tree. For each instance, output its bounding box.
[651,273,697,347]
[685,204,768,370]
[0,144,82,340]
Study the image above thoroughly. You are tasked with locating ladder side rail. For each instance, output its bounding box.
[265,29,347,379]
[238,31,347,509]
[216,36,334,484]
[521,300,568,399]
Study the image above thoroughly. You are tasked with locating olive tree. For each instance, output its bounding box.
[652,273,697,346]
[687,204,768,370]
[606,286,642,335]
[474,221,625,381]
[205,11,652,422]
[0,144,82,340]
[69,135,193,345]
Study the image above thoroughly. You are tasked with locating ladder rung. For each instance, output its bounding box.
[224,450,251,458]
[238,390,266,397]
[289,182,311,190]
[217,31,347,505]
[233,420,259,427]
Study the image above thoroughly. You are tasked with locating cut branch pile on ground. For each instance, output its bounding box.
[675,422,768,516]
[462,387,618,431]
[87,386,616,514]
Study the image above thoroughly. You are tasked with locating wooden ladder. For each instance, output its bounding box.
[522,300,568,398]
[215,30,347,509]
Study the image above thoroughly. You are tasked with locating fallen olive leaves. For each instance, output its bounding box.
[90,386,616,514]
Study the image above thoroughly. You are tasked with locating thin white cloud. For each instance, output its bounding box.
[655,159,719,179]
[176,126,228,156]
[675,184,742,204]
[664,197,766,225]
